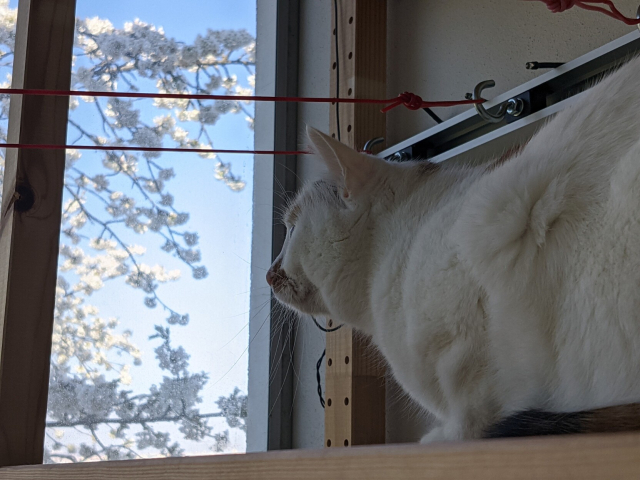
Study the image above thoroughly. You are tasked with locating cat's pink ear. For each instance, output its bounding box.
[306,126,376,199]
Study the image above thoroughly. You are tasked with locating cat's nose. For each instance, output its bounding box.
[266,268,276,286]
[267,259,283,287]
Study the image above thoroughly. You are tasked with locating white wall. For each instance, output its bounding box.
[290,0,640,448]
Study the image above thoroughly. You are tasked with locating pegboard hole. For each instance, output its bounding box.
[328,319,333,327]
[327,398,332,407]
[328,358,333,367]
[327,439,332,447]
[349,16,353,24]
[332,133,336,138]
[348,52,353,60]
[347,125,352,133]
[345,355,350,364]
[333,28,336,35]
[344,439,349,447]
[333,62,337,70]
[344,397,349,406]
[348,88,352,96]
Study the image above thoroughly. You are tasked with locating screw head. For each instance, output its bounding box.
[505,98,524,117]
[390,151,410,162]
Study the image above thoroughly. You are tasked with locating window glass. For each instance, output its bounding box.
[42,0,256,462]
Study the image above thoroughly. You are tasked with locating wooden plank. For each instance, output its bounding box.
[0,0,77,467]
[329,0,387,149]
[2,432,640,479]
[325,0,387,449]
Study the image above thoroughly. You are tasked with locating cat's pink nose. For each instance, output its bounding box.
[266,268,276,286]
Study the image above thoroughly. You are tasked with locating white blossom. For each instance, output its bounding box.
[183,232,198,246]
[106,98,140,128]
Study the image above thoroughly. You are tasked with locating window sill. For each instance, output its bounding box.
[2,432,640,479]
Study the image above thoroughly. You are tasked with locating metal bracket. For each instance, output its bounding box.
[471,80,526,124]
[380,31,640,164]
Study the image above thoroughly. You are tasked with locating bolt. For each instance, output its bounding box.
[390,151,410,162]
[505,98,524,117]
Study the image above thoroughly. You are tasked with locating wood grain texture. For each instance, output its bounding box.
[0,0,77,467]
[2,432,640,479]
[325,0,387,449]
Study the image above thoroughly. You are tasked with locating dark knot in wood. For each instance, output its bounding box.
[14,183,35,213]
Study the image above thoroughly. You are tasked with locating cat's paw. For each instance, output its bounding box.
[420,421,481,444]
[419,426,447,444]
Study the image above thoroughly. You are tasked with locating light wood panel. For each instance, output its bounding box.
[325,0,387,449]
[2,433,640,479]
[0,0,77,467]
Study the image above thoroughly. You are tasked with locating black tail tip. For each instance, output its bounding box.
[484,410,585,439]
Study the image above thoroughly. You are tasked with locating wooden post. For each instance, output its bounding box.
[0,0,77,466]
[325,0,387,449]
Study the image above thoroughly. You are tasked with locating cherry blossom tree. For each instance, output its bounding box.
[0,0,252,462]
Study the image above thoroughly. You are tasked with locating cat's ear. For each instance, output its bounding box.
[306,126,375,200]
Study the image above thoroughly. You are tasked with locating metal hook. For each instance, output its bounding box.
[471,80,525,124]
[472,80,508,124]
[362,137,384,153]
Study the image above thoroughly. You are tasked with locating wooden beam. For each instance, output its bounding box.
[325,0,387,449]
[2,433,640,479]
[0,0,77,467]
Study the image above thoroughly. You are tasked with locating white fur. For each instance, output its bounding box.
[269,57,640,442]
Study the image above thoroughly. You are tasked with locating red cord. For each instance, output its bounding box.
[0,88,484,113]
[380,92,480,113]
[0,89,483,155]
[0,143,310,156]
[530,0,640,25]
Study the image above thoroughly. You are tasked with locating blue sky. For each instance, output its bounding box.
[4,0,258,456]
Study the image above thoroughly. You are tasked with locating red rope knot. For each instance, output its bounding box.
[398,92,425,110]
[381,92,425,113]
[531,0,640,25]
[538,0,575,13]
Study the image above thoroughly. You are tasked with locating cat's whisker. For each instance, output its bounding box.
[268,315,299,417]
[268,307,296,384]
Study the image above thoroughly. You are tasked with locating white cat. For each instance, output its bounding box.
[267,56,640,443]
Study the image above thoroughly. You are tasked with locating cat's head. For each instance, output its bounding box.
[266,127,399,327]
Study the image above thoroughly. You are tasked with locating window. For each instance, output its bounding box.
[45,0,256,462]
[0,0,289,465]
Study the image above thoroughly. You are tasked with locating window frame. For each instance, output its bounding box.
[0,0,77,467]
